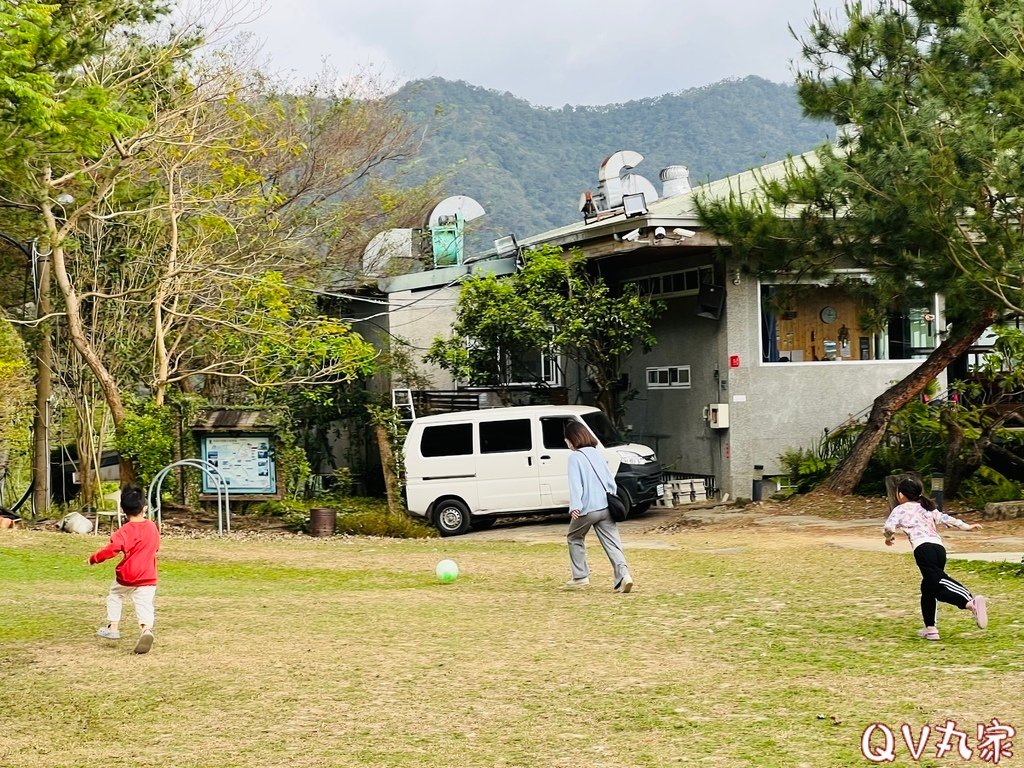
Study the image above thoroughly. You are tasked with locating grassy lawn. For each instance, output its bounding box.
[1,523,1022,767]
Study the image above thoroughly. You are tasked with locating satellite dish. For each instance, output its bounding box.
[429,196,485,228]
[362,228,413,276]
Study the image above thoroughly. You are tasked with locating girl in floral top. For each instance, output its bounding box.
[883,476,987,641]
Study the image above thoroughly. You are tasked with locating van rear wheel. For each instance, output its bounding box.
[434,499,471,537]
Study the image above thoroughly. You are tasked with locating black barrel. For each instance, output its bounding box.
[308,507,336,537]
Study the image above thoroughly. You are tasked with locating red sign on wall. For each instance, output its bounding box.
[729,355,740,368]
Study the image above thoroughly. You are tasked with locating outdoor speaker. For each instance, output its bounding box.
[696,281,725,320]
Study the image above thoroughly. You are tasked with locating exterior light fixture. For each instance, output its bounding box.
[493,234,519,259]
[931,471,945,511]
[621,192,648,218]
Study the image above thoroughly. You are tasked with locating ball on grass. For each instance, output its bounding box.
[435,559,459,583]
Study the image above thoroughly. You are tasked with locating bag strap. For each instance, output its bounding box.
[577,449,608,490]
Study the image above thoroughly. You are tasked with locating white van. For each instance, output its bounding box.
[403,405,663,536]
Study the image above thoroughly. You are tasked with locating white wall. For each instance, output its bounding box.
[387,286,461,389]
[620,276,934,500]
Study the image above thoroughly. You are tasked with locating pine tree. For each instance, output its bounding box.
[697,0,1024,493]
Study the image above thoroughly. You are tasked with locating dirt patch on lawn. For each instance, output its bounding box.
[643,491,1024,560]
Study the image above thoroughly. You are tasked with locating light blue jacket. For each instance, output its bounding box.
[568,447,617,514]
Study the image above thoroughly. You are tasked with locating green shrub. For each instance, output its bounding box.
[250,499,310,517]
[254,496,435,537]
[779,397,953,496]
[115,402,176,486]
[249,499,313,531]
[779,446,835,492]
[319,496,435,538]
[335,510,437,538]
[958,466,1024,509]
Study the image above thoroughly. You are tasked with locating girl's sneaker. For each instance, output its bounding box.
[969,596,988,629]
[96,626,120,640]
[917,627,940,641]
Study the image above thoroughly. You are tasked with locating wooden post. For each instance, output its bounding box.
[375,423,402,516]
[885,472,922,510]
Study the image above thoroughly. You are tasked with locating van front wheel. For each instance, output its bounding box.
[434,499,471,537]
[615,485,633,519]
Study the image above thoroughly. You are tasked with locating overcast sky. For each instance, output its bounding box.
[234,0,850,107]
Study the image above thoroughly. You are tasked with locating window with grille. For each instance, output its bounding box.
[646,366,691,389]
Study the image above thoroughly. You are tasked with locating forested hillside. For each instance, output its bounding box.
[394,76,832,254]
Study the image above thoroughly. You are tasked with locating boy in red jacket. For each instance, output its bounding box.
[88,484,160,654]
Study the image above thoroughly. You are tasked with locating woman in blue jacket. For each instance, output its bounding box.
[563,421,634,592]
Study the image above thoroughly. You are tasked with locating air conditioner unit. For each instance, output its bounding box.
[707,403,729,429]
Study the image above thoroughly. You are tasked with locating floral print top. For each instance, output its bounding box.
[883,501,971,550]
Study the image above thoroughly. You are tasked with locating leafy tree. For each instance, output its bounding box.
[0,2,434,491]
[426,245,663,422]
[696,0,1024,494]
[0,315,33,494]
[943,326,1024,497]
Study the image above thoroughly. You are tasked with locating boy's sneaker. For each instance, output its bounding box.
[615,572,634,593]
[96,626,120,640]
[564,577,590,588]
[917,627,940,641]
[969,596,988,629]
[133,629,155,655]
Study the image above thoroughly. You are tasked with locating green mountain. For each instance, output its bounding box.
[394,76,832,255]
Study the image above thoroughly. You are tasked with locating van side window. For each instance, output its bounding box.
[479,419,532,453]
[540,417,573,449]
[421,424,473,457]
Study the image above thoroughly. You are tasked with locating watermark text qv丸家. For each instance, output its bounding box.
[862,720,1015,763]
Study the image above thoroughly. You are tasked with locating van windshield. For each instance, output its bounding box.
[581,411,625,447]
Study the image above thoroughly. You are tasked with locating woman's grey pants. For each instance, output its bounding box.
[567,506,629,587]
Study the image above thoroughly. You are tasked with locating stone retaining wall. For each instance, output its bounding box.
[982,501,1024,520]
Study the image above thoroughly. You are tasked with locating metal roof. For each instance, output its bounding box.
[377,150,821,292]
[193,409,278,431]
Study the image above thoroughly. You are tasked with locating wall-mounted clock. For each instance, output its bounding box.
[819,306,838,324]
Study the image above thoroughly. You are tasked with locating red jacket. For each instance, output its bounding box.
[89,519,160,586]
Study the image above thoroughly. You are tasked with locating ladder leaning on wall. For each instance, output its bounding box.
[391,388,416,425]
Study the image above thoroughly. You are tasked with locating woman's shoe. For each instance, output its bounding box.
[917,627,940,641]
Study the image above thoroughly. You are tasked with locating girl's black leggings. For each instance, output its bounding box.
[913,542,973,626]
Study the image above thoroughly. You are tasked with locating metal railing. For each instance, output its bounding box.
[147,460,231,535]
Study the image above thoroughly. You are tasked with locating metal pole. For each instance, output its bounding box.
[32,241,52,518]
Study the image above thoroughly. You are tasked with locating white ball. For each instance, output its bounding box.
[435,559,459,583]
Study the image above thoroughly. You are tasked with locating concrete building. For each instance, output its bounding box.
[377,151,943,500]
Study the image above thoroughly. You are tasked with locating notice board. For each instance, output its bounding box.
[200,434,277,494]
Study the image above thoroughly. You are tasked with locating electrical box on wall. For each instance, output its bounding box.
[706,403,730,429]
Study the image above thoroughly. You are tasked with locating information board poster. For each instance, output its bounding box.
[200,434,277,494]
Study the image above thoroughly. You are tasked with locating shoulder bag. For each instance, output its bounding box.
[578,450,628,522]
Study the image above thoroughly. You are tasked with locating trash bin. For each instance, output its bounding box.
[308,507,336,537]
